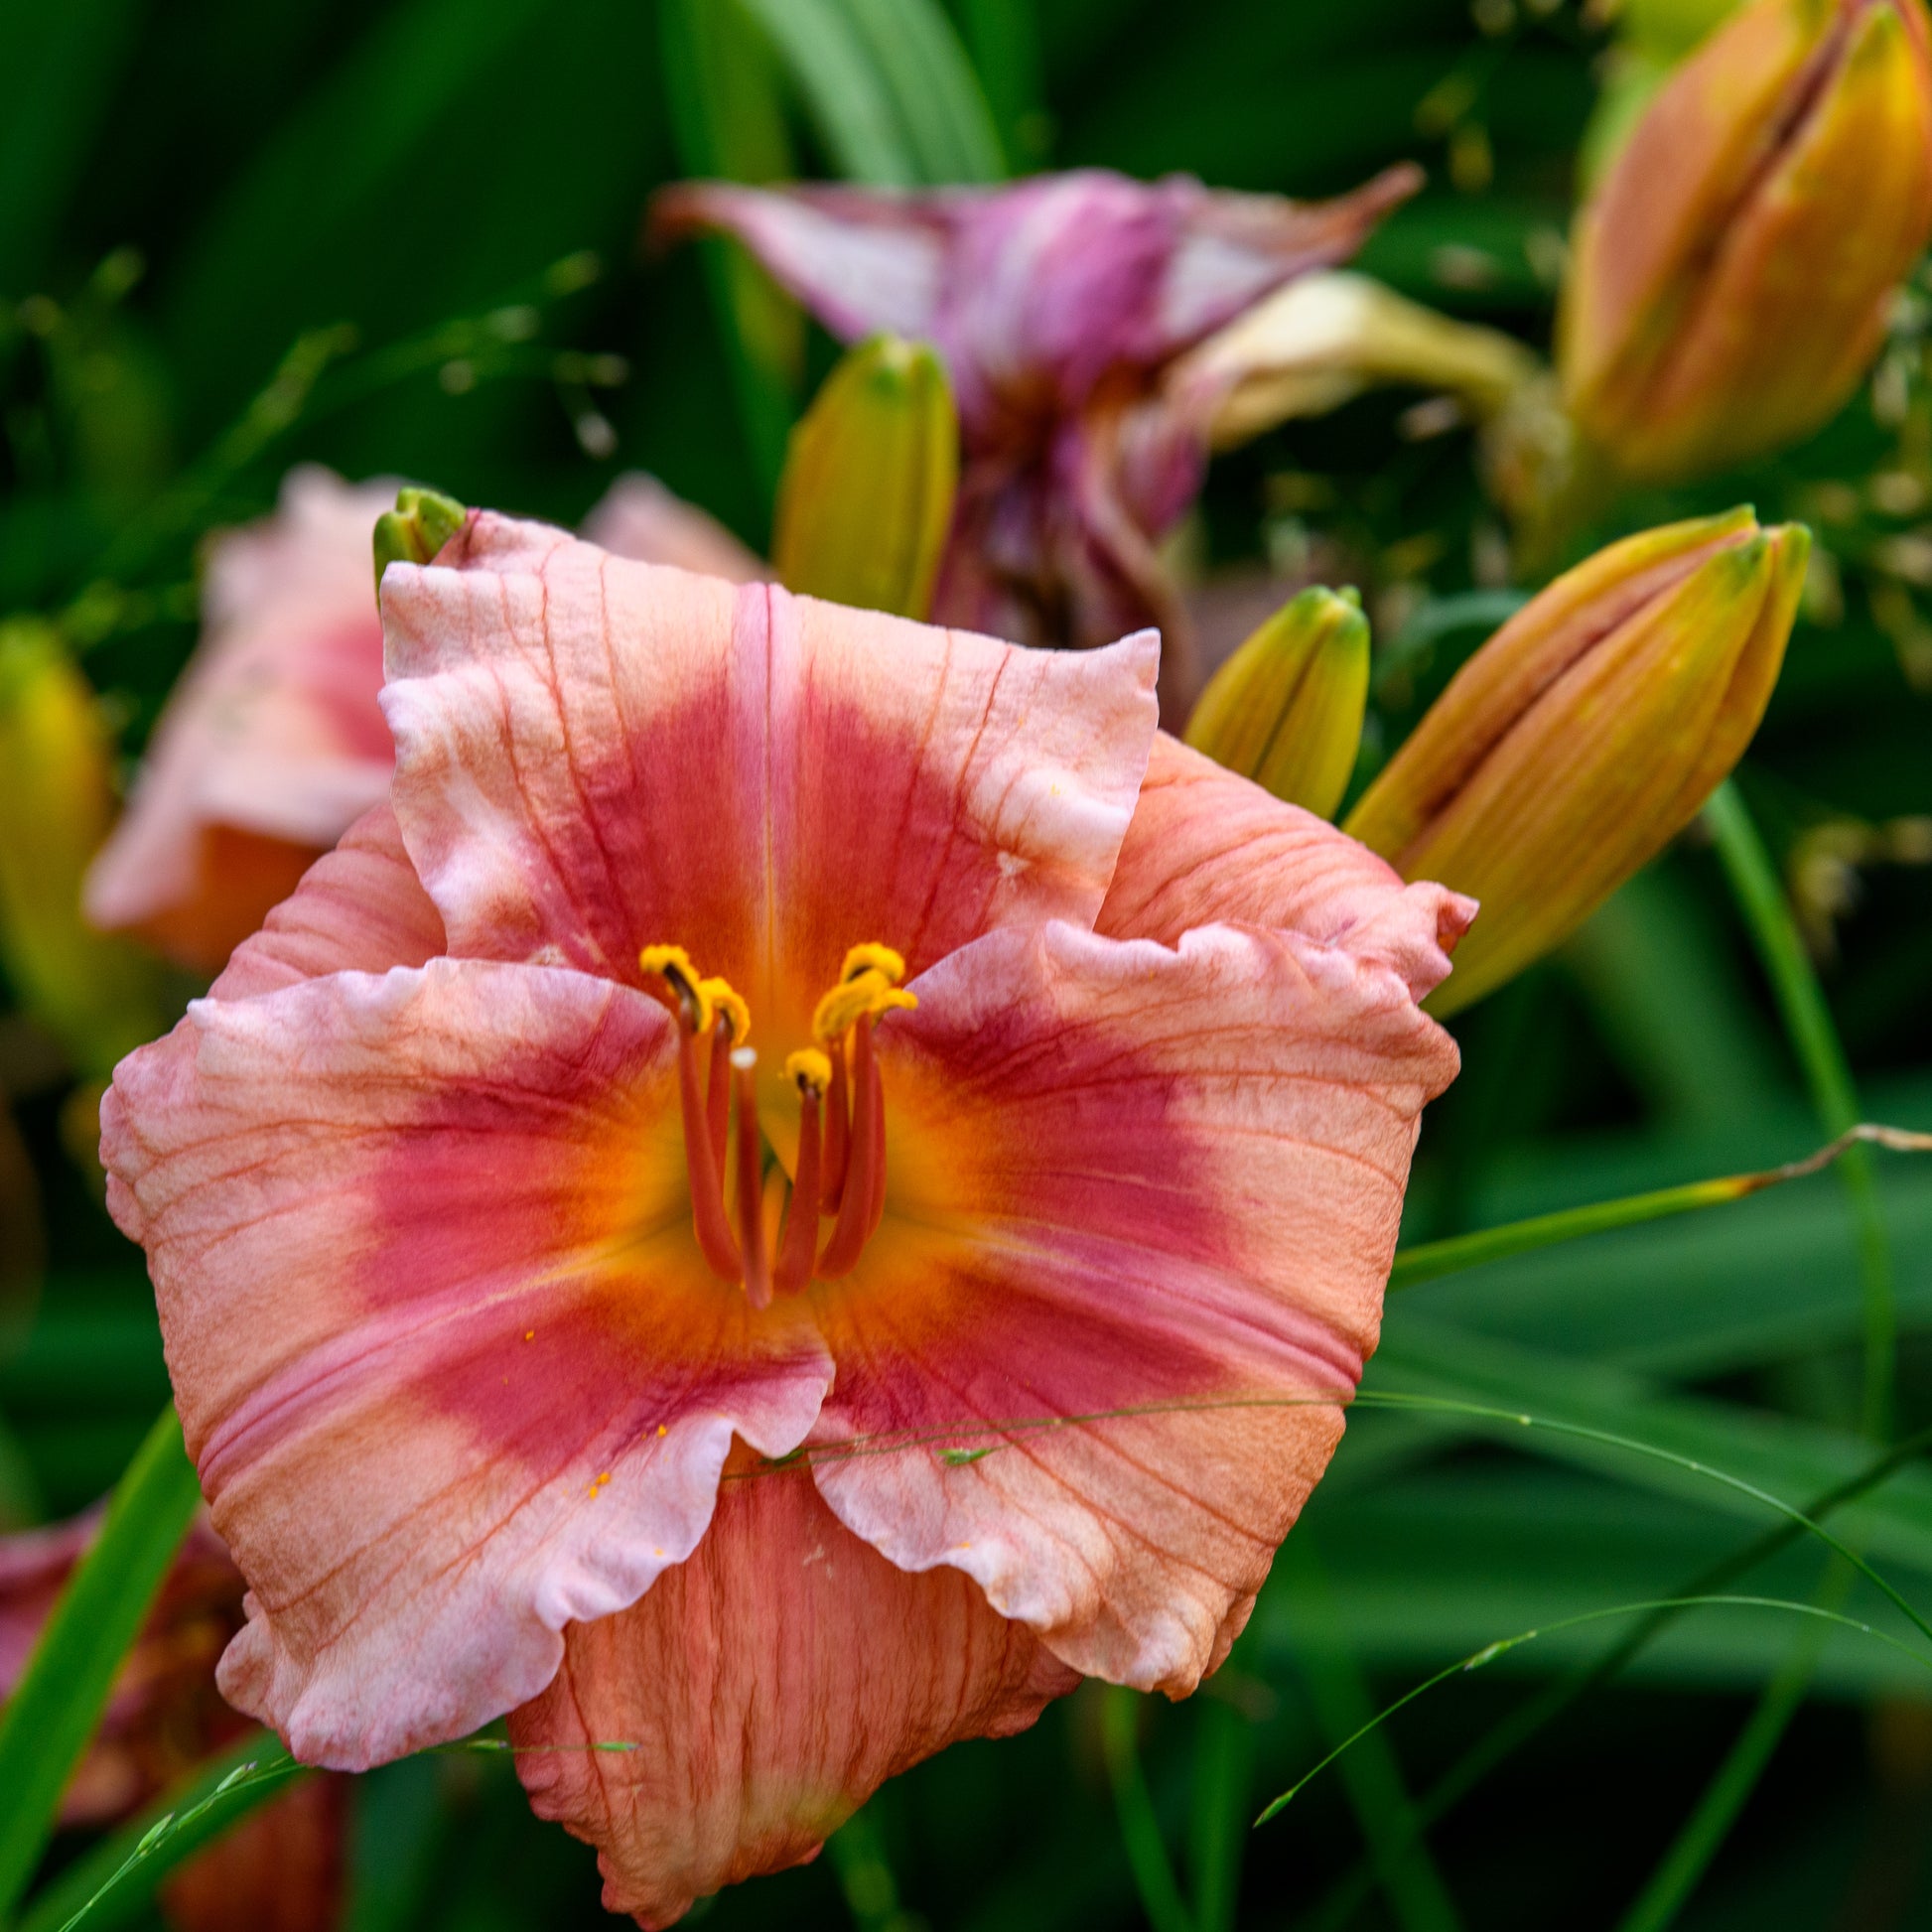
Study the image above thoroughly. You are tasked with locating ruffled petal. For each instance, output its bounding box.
[1098,735,1475,1002]
[100,959,832,1766]
[582,474,766,584]
[509,1451,1075,1929]
[380,515,1158,1019]
[808,917,1458,1696]
[208,804,444,1000]
[83,470,397,972]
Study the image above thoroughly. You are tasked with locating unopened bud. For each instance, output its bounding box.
[1561,0,1932,483]
[772,335,958,621]
[1183,587,1369,820]
[0,623,161,1072]
[1345,509,1809,1015]
[372,485,467,593]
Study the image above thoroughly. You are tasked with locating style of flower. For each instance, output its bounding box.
[654,166,1419,694]
[83,470,759,975]
[101,511,1469,1924]
[0,1511,344,1932]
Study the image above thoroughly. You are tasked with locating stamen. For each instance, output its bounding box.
[638,945,712,1034]
[814,1017,883,1279]
[675,1024,741,1283]
[732,1047,771,1311]
[773,1051,830,1296]
[840,942,906,985]
[821,1035,851,1212]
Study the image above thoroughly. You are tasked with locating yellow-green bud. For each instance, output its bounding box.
[772,335,958,621]
[372,485,467,594]
[0,622,162,1073]
[1345,509,1809,1017]
[1182,586,1369,822]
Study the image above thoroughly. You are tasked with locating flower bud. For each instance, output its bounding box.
[0,623,161,1072]
[1344,510,1810,1016]
[1182,586,1369,820]
[1561,0,1932,483]
[372,485,467,593]
[771,335,958,621]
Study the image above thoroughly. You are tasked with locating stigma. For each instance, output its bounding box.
[639,942,916,1305]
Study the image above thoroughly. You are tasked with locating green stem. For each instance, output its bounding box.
[1704,779,1893,1440]
[1186,1700,1254,1932]
[0,1405,202,1921]
[1279,1545,1462,1932]
[1616,1553,1858,1932]
[1101,1687,1195,1932]
[1297,1426,1932,1932]
[15,1732,299,1932]
[1593,780,1899,1932]
[1388,1123,1930,1292]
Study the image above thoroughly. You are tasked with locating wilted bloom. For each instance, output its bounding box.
[1346,508,1809,1015]
[83,470,759,975]
[1561,0,1932,483]
[0,621,161,1073]
[0,1511,343,1932]
[102,508,1468,1923]
[654,167,1419,691]
[1183,586,1370,821]
[772,335,958,619]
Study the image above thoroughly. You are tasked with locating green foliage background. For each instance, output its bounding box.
[4,1,1932,1928]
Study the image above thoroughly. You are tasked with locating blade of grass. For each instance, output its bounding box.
[659,0,802,502]
[0,1405,202,1918]
[1102,1687,1195,1932]
[1254,1594,1927,1828]
[1389,1124,1932,1291]
[15,1732,300,1932]
[1277,1542,1462,1932]
[1706,778,1893,1440]
[1612,1583,1837,1932]
[833,0,1005,184]
[1297,1426,1932,1932]
[737,0,918,187]
[1187,1699,1255,1932]
[1608,777,1900,1927]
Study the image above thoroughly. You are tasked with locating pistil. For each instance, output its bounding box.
[732,1047,771,1309]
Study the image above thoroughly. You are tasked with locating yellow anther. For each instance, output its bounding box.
[785,1047,833,1096]
[638,944,712,1034]
[841,942,906,986]
[812,967,919,1043]
[699,976,751,1044]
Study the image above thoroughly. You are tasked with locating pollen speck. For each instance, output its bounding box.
[655,1424,667,1437]
[524,1330,534,1341]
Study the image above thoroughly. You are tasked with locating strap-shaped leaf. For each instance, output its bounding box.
[0,1406,202,1919]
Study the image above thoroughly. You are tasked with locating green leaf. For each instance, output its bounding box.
[1367,1321,1932,1588]
[833,0,1005,184]
[0,0,145,290]
[659,0,803,501]
[0,1406,202,1919]
[736,0,919,186]
[15,1732,301,1932]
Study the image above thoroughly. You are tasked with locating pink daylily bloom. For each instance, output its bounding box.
[653,166,1419,686]
[84,470,759,975]
[101,510,1469,1924]
[0,1510,345,1932]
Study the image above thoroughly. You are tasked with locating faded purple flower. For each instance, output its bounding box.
[653,166,1419,696]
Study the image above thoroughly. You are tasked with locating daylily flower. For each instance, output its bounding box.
[84,470,759,975]
[654,166,1420,694]
[0,1510,343,1932]
[101,510,1469,1924]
